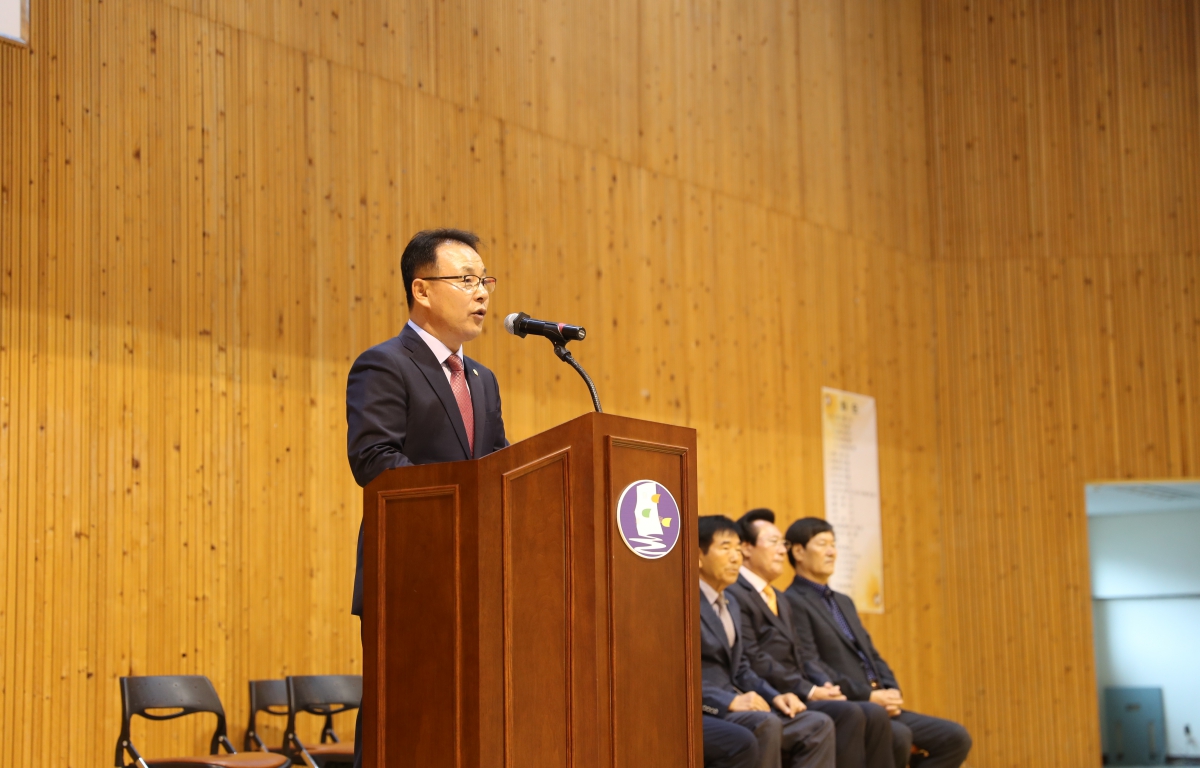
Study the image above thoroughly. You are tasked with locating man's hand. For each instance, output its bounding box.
[772,692,807,717]
[869,688,904,717]
[728,692,771,713]
[807,683,847,701]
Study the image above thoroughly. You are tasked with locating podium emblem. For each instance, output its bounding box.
[616,480,681,559]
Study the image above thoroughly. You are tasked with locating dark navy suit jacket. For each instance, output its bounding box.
[727,574,821,700]
[783,578,900,701]
[699,587,781,717]
[346,323,508,615]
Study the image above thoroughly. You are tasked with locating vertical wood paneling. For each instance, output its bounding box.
[925,1,1200,766]
[24,0,1200,765]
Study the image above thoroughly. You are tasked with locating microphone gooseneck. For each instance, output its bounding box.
[504,311,603,413]
[553,345,603,413]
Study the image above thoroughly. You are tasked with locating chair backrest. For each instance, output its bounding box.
[287,674,362,715]
[115,675,230,766]
[246,679,290,751]
[284,675,362,749]
[250,679,290,712]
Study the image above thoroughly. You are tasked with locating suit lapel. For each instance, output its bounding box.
[699,594,731,663]
[725,591,744,669]
[794,581,862,655]
[836,593,874,654]
[464,354,487,457]
[740,577,805,668]
[776,587,794,626]
[762,588,792,634]
[774,588,806,660]
[399,327,473,460]
[736,574,790,634]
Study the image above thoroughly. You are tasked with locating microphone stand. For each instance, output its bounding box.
[553,344,603,413]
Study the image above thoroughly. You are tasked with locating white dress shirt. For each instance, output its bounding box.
[739,566,771,595]
[408,319,470,394]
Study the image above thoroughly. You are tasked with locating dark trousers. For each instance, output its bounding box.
[726,709,836,768]
[808,700,893,768]
[705,714,761,768]
[888,711,971,768]
[353,706,362,768]
[353,620,363,768]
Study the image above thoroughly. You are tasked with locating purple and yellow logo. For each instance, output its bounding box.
[616,480,681,559]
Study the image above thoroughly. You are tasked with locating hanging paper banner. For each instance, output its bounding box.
[0,0,28,45]
[821,387,884,613]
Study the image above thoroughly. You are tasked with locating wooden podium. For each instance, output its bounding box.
[361,412,702,768]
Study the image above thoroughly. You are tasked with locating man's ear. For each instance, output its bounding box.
[411,277,432,309]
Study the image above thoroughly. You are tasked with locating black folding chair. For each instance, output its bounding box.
[114,675,291,767]
[283,675,361,768]
[244,680,290,755]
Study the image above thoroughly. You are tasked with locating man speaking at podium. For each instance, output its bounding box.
[345,228,509,768]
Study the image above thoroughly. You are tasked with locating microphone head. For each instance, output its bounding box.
[504,312,529,337]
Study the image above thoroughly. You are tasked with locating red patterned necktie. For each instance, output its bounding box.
[444,353,475,456]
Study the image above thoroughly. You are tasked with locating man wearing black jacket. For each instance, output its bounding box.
[732,509,893,768]
[345,228,509,768]
[782,518,971,768]
[699,515,836,768]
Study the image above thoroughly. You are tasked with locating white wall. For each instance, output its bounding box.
[1093,598,1200,757]
[1089,509,1200,598]
[1090,509,1200,757]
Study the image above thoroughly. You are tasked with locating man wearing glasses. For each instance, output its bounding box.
[730,509,893,768]
[345,228,508,768]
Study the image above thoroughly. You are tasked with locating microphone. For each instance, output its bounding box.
[503,312,586,344]
[503,311,602,413]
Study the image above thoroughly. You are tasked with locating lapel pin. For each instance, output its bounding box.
[473,368,479,376]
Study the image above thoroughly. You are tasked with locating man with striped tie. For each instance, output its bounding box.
[346,228,510,768]
[783,518,971,768]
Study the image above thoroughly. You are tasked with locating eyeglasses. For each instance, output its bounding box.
[420,274,498,294]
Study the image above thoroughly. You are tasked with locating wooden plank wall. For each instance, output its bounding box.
[11,0,1195,765]
[924,1,1200,766]
[1,1,944,765]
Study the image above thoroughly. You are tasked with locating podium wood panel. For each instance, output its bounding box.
[362,413,701,768]
[504,451,572,768]
[606,437,694,767]
[375,485,470,767]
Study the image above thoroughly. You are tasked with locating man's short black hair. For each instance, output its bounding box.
[698,515,741,554]
[784,517,835,567]
[737,508,776,546]
[401,228,481,309]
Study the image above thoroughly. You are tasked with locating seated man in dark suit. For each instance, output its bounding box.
[699,515,836,768]
[732,509,893,768]
[782,518,971,768]
[705,714,760,768]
